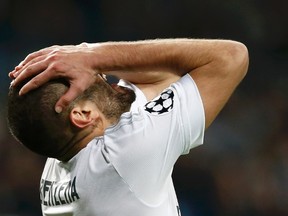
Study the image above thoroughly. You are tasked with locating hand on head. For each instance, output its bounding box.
[9,43,97,113]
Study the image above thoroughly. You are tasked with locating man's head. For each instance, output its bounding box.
[7,76,135,159]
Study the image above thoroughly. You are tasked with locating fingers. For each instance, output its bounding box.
[12,57,48,88]
[54,73,97,113]
[20,45,60,67]
[76,42,89,48]
[9,46,59,78]
[18,68,54,95]
[55,85,84,113]
[7,43,97,114]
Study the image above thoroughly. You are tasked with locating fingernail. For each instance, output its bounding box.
[8,72,15,78]
[10,80,15,87]
[14,71,19,78]
[55,106,63,113]
[19,89,24,96]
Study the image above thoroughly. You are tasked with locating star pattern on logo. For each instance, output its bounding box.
[144,89,174,115]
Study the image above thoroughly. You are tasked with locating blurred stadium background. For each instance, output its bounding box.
[0,0,287,215]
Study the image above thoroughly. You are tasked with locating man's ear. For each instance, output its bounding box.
[69,102,100,129]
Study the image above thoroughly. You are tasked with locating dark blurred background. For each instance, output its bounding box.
[0,0,287,215]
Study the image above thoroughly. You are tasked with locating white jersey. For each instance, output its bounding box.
[40,74,205,216]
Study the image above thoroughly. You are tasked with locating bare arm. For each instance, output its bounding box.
[97,39,248,128]
[9,39,248,127]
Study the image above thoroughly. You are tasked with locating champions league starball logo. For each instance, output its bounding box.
[144,89,174,115]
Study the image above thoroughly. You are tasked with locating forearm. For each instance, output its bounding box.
[85,39,239,83]
[9,38,248,115]
[87,38,249,128]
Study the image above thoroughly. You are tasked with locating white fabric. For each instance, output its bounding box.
[117,78,148,111]
[40,74,205,216]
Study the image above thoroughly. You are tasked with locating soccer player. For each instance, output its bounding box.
[8,39,249,216]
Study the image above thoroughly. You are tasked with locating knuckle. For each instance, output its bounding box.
[26,53,34,59]
[25,65,34,74]
[48,53,60,61]
[50,61,63,72]
[51,45,60,49]
[31,78,40,89]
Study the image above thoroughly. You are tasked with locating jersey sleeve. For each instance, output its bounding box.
[143,73,205,155]
[171,73,205,154]
[104,74,205,204]
[118,79,148,112]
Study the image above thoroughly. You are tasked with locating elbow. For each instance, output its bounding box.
[220,41,249,81]
[230,41,249,77]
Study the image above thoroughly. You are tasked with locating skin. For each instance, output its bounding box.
[9,39,249,129]
[58,74,137,161]
[62,97,108,161]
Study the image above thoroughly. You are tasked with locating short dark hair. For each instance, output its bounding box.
[7,77,135,158]
[7,79,76,158]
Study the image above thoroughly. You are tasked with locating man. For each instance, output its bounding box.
[8,39,249,215]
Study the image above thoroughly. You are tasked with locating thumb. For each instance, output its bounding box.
[55,87,83,113]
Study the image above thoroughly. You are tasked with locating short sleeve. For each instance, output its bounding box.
[118,79,148,112]
[105,74,205,203]
[171,74,205,154]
